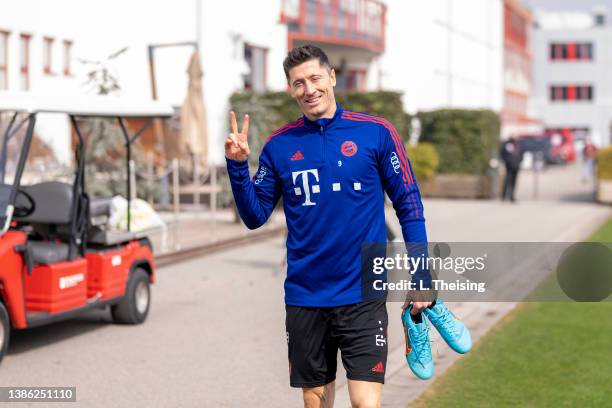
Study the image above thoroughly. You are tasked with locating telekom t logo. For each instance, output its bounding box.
[292,169,320,206]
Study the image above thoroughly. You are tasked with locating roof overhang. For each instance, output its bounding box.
[0,92,174,118]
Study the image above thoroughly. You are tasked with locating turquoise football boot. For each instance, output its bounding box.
[424,300,472,354]
[401,307,434,380]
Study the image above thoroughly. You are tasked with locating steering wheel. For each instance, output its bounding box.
[14,188,36,218]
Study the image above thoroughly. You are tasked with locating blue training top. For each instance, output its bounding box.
[226,104,431,307]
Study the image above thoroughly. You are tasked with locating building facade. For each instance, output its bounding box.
[380,0,504,115]
[191,0,387,164]
[0,5,80,165]
[3,0,540,168]
[379,0,538,139]
[2,0,388,166]
[531,7,611,147]
[281,0,386,92]
[502,0,540,139]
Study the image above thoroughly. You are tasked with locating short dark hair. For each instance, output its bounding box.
[283,45,332,81]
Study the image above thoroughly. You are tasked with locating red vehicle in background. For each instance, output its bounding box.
[544,128,577,164]
[0,94,172,364]
[517,129,577,165]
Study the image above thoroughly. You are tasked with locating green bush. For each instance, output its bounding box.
[335,91,411,142]
[417,109,500,176]
[229,91,411,166]
[405,142,439,181]
[597,147,612,180]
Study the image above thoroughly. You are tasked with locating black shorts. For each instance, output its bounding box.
[285,299,388,388]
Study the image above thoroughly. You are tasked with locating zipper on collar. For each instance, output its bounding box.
[320,125,327,164]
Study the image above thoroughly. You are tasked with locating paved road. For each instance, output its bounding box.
[0,163,609,407]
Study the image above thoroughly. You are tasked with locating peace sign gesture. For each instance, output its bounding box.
[225,111,250,162]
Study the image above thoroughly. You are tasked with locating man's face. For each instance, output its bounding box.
[288,59,336,120]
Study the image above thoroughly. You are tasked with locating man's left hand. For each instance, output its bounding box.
[402,300,432,314]
[402,290,435,314]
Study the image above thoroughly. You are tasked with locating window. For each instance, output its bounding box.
[43,37,54,74]
[281,0,300,21]
[0,31,8,90]
[20,34,30,90]
[504,92,528,114]
[505,7,527,47]
[551,43,562,59]
[577,85,592,100]
[549,42,593,61]
[550,85,593,102]
[342,0,357,14]
[243,43,267,92]
[577,43,593,59]
[347,68,366,91]
[63,40,72,76]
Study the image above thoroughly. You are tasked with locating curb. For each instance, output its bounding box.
[154,226,285,267]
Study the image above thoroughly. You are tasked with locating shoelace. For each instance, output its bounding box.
[435,307,461,337]
[410,325,432,365]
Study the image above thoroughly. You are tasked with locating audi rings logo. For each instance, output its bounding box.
[390,152,401,174]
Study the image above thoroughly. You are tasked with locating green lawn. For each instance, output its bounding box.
[589,217,612,242]
[411,217,612,408]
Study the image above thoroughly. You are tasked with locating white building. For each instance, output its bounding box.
[531,7,611,147]
[0,3,82,165]
[381,0,504,114]
[2,0,383,166]
[2,0,535,168]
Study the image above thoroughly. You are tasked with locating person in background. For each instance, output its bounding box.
[582,137,598,185]
[500,134,523,203]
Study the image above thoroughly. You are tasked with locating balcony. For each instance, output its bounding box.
[281,0,386,54]
[504,0,531,53]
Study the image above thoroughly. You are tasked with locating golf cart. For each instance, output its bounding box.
[0,93,173,363]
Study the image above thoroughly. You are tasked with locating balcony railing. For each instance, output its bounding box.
[281,0,386,54]
[504,2,529,50]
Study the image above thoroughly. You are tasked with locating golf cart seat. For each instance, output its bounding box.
[86,197,137,245]
[20,181,73,225]
[27,241,70,265]
[16,181,88,263]
[89,197,112,226]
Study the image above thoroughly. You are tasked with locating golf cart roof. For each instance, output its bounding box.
[0,92,174,118]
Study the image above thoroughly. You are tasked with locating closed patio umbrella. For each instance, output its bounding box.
[180,51,208,168]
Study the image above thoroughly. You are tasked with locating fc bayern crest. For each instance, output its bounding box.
[341,141,358,157]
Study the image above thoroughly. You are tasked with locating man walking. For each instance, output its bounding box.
[582,137,597,185]
[225,45,468,407]
[500,135,523,202]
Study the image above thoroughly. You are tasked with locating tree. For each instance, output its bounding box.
[79,47,154,199]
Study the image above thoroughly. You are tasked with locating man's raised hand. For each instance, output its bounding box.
[225,111,250,162]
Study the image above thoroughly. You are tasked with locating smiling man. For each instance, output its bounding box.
[225,45,435,408]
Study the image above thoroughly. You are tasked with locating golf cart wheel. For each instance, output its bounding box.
[0,302,10,364]
[111,268,151,325]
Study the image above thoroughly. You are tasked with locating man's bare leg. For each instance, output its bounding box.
[302,381,335,408]
[347,380,382,408]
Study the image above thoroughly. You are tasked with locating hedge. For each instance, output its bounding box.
[597,147,612,180]
[416,109,500,176]
[229,91,411,166]
[405,142,439,181]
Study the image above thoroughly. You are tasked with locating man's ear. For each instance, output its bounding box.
[330,68,336,87]
[287,81,296,98]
